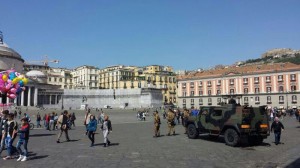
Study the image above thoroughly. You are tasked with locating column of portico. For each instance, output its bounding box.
[49,95,52,105]
[27,87,31,106]
[55,94,58,104]
[34,87,38,106]
[21,91,24,106]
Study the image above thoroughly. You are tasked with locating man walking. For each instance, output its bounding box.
[271,117,285,145]
[57,110,70,143]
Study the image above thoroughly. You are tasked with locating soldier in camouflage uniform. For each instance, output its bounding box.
[153,111,161,137]
[167,109,176,136]
[183,109,190,134]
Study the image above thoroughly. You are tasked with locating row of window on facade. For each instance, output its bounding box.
[49,77,73,83]
[182,85,297,97]
[182,95,298,106]
[165,96,176,103]
[182,74,297,89]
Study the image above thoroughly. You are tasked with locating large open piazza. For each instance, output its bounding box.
[1,107,300,168]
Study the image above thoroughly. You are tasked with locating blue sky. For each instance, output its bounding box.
[1,0,300,70]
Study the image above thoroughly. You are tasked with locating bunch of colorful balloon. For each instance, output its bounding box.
[0,69,28,100]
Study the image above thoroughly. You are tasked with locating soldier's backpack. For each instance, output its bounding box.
[167,112,175,122]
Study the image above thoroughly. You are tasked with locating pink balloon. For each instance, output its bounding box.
[8,94,16,99]
[6,83,12,90]
[10,88,17,94]
[15,83,20,89]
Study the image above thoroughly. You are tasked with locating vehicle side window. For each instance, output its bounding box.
[212,109,222,116]
[201,109,209,115]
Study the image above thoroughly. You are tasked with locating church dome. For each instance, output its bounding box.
[26,70,46,77]
[0,34,25,72]
[26,70,47,83]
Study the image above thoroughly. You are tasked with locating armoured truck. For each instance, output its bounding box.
[186,102,270,147]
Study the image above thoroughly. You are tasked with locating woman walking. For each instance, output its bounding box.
[101,115,112,147]
[87,115,97,147]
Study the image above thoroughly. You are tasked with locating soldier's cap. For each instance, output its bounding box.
[21,117,28,122]
[154,110,158,113]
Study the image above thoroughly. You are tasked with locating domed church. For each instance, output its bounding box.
[0,31,63,108]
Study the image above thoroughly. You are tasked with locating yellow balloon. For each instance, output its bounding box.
[2,75,8,82]
[18,75,24,79]
[23,78,28,85]
[12,78,20,84]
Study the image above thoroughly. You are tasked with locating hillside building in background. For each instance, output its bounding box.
[71,65,99,90]
[177,63,300,109]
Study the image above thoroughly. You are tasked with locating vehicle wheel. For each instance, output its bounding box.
[30,123,34,130]
[224,129,240,147]
[187,124,199,139]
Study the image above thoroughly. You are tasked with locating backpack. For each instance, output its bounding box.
[167,112,175,122]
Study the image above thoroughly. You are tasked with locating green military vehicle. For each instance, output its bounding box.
[186,101,270,147]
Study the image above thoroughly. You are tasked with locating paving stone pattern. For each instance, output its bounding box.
[1,108,300,168]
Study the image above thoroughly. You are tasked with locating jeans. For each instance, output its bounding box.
[0,135,4,154]
[37,121,41,128]
[88,131,95,144]
[5,137,13,156]
[274,132,281,144]
[57,126,70,141]
[102,129,109,144]
[16,139,28,157]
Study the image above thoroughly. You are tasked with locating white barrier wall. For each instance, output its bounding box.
[61,88,163,109]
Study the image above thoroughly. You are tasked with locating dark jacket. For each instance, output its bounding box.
[271,121,284,133]
[18,124,30,140]
[4,120,18,138]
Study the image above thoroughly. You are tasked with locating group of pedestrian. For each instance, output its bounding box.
[136,111,147,121]
[84,109,112,147]
[0,110,29,161]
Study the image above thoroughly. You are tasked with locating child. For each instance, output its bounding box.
[16,117,30,161]
[87,115,97,147]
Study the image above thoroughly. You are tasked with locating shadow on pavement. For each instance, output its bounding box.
[196,135,225,144]
[29,155,49,160]
[59,139,80,143]
[30,134,56,137]
[286,157,300,168]
[94,143,120,146]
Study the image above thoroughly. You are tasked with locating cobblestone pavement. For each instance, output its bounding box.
[1,108,300,168]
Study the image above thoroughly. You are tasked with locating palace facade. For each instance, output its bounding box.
[177,63,300,109]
